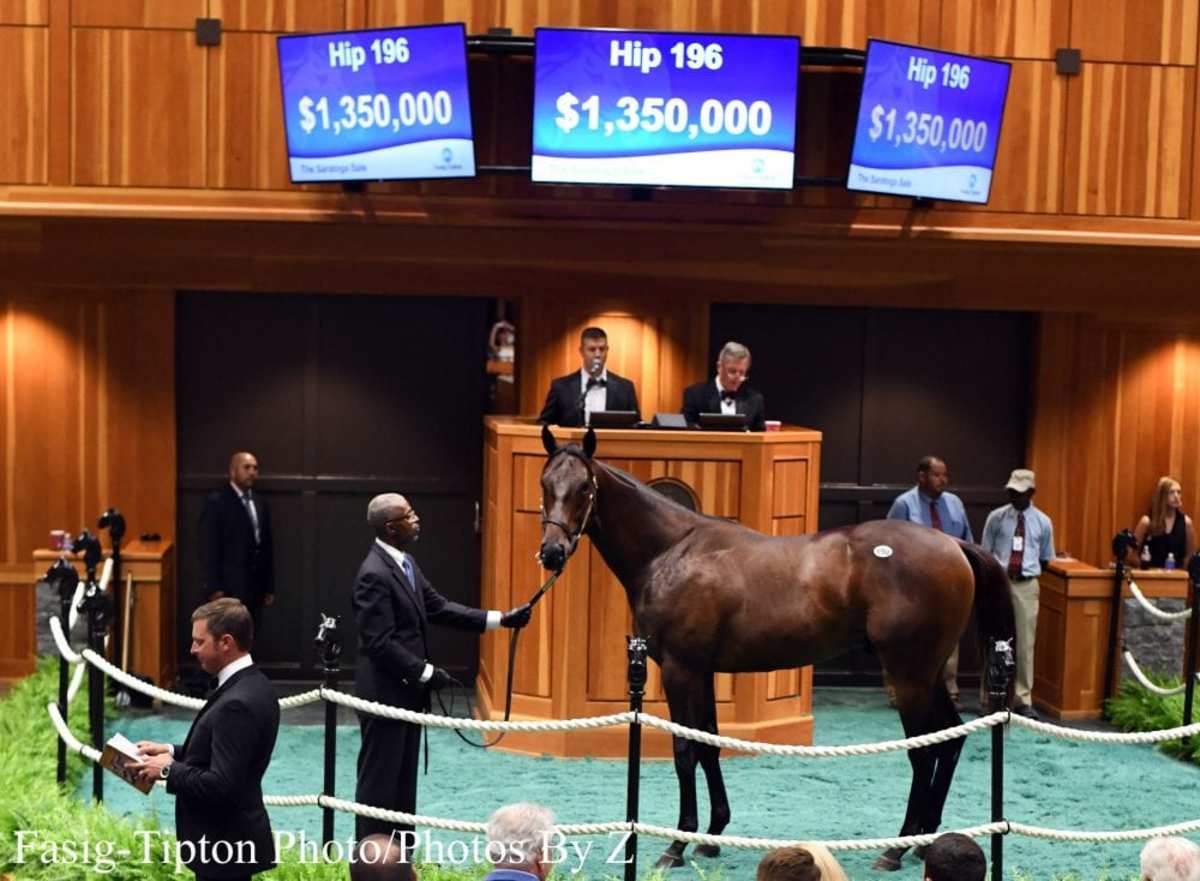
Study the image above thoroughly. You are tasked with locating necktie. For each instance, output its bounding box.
[400,554,416,592]
[929,501,942,532]
[1007,512,1026,579]
[243,492,260,544]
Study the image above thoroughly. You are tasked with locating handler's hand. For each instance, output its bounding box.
[130,753,172,784]
[135,740,172,757]
[263,593,276,607]
[501,602,533,629]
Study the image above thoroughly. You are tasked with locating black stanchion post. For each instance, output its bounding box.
[1102,530,1137,718]
[988,638,1015,881]
[98,509,126,704]
[1182,556,1200,750]
[315,614,343,846]
[47,558,79,785]
[624,636,647,881]
[75,530,106,802]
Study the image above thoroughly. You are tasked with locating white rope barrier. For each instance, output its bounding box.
[81,648,205,710]
[1123,651,1189,696]
[639,711,1009,757]
[47,701,101,762]
[1009,713,1200,743]
[67,659,87,704]
[279,689,323,709]
[66,578,86,632]
[321,687,636,733]
[1128,579,1192,621]
[1009,818,1200,843]
[49,616,81,663]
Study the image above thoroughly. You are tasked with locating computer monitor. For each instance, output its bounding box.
[587,410,640,429]
[698,412,748,430]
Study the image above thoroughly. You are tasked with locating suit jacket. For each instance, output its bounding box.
[352,542,487,710]
[167,664,280,878]
[681,380,767,431]
[538,371,640,427]
[200,485,275,601]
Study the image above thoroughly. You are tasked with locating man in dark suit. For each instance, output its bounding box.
[352,492,532,843]
[538,326,640,427]
[200,452,275,630]
[133,599,280,881]
[682,341,767,431]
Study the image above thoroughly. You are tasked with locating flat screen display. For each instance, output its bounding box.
[848,39,1011,204]
[277,23,475,183]
[532,28,801,190]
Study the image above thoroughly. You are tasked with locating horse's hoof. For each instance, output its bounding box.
[871,849,904,872]
[654,851,686,870]
[694,844,721,858]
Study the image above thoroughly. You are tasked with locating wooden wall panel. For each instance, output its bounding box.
[212,0,348,32]
[208,32,290,189]
[71,0,206,29]
[0,26,48,184]
[0,291,175,567]
[980,61,1064,213]
[1063,64,1193,218]
[1069,0,1198,65]
[935,0,1069,59]
[0,0,46,25]
[72,29,208,187]
[368,0,499,29]
[1030,316,1200,567]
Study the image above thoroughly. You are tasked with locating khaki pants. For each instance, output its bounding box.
[943,645,960,699]
[1009,576,1040,707]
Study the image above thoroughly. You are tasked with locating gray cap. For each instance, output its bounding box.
[1005,469,1036,492]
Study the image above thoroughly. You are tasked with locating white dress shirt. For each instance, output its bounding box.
[216,652,255,688]
[715,377,737,415]
[580,368,609,425]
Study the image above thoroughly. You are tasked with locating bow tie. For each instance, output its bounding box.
[586,377,607,389]
[720,391,737,403]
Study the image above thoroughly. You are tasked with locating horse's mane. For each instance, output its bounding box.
[595,458,731,525]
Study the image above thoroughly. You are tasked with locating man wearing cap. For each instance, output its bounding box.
[980,469,1056,720]
[887,455,973,708]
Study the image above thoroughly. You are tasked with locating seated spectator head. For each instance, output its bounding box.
[756,844,848,881]
[1140,835,1200,881]
[350,833,415,881]
[485,802,556,880]
[923,833,986,881]
[1149,477,1185,533]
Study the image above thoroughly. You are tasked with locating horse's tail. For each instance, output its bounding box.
[958,540,1017,700]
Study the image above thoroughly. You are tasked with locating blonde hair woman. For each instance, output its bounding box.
[1134,477,1196,569]
[756,844,850,881]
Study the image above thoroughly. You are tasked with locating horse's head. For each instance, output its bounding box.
[538,425,598,573]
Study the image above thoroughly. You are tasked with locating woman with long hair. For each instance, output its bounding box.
[1134,476,1196,568]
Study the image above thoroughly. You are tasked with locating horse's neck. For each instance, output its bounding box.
[587,463,695,595]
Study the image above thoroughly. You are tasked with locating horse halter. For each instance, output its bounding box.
[540,447,599,561]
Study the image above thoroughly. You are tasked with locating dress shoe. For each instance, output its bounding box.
[1013,704,1041,721]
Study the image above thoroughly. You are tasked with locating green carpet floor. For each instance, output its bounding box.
[81,688,1200,880]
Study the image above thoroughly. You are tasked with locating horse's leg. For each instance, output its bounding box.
[654,657,705,871]
[872,681,936,872]
[693,675,730,858]
[917,682,966,850]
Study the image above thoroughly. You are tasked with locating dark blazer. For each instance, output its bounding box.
[682,380,767,431]
[167,664,280,879]
[352,542,487,709]
[538,371,640,427]
[200,485,275,601]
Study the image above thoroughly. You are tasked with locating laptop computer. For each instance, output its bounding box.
[698,412,748,431]
[587,410,640,429]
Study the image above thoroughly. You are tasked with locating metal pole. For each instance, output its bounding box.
[74,530,105,802]
[47,559,79,785]
[1102,530,1136,716]
[624,637,648,881]
[315,614,343,846]
[988,638,1014,881]
[1183,557,1200,750]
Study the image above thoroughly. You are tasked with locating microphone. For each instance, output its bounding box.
[587,357,602,378]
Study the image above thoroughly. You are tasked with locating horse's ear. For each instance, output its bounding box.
[541,424,558,457]
[582,428,597,459]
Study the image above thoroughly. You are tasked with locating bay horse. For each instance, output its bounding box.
[537,427,1015,871]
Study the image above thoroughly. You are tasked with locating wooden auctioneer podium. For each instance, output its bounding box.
[477,416,822,757]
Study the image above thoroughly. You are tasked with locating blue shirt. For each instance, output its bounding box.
[887,486,974,542]
[981,503,1055,579]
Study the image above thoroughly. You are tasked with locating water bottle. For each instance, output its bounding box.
[1165,552,1176,571]
[1140,543,1151,568]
